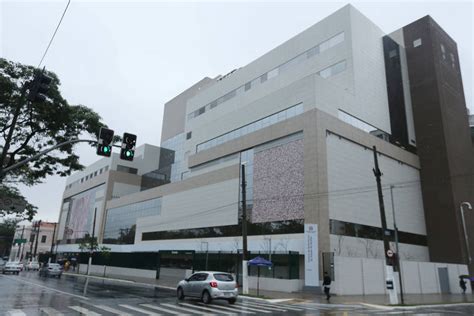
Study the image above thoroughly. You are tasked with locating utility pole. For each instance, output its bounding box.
[48,222,57,263]
[16,226,25,260]
[390,185,404,305]
[87,208,97,276]
[241,164,249,294]
[33,220,42,261]
[372,146,398,304]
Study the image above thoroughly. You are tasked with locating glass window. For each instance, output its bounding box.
[186,132,192,140]
[306,46,319,58]
[319,39,331,52]
[331,60,346,76]
[260,73,268,83]
[41,235,47,243]
[413,38,422,48]
[389,49,397,58]
[210,100,218,109]
[319,67,331,78]
[198,107,205,115]
[267,68,279,79]
[244,82,251,91]
[329,32,345,47]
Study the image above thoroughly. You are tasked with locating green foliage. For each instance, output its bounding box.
[0,185,36,220]
[78,235,110,255]
[0,217,21,256]
[0,58,107,185]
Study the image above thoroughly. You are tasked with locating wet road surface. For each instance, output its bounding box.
[1,271,474,315]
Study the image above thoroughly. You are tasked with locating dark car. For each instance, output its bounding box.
[39,263,63,278]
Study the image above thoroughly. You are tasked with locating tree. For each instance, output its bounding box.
[0,58,107,218]
[1,58,106,184]
[0,218,21,257]
[0,185,36,220]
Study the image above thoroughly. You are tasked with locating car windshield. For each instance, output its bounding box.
[213,273,234,281]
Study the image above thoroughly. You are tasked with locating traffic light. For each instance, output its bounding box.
[120,133,137,161]
[97,127,114,157]
[27,71,53,102]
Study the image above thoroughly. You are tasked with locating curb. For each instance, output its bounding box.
[361,302,474,310]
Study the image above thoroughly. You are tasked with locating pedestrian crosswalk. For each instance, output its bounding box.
[6,298,381,315]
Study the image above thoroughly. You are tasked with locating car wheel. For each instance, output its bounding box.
[201,290,212,304]
[177,287,185,300]
[228,298,236,305]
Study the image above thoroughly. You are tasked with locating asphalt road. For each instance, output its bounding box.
[1,271,474,315]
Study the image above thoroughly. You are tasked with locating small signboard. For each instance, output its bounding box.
[386,249,394,257]
[14,239,27,244]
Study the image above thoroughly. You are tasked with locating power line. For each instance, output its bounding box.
[37,0,72,69]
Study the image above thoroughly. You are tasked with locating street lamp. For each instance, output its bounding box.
[460,202,473,264]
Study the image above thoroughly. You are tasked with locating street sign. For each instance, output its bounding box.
[0,198,26,211]
[387,249,394,257]
[14,239,27,244]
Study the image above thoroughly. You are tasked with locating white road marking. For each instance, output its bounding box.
[2,275,88,300]
[179,302,235,315]
[236,301,290,312]
[6,310,26,316]
[142,303,192,315]
[68,306,101,315]
[119,304,161,316]
[197,302,257,314]
[247,301,304,311]
[159,303,212,315]
[93,305,133,315]
[39,307,65,315]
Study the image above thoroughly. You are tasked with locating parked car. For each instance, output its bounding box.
[26,261,40,271]
[177,271,238,304]
[2,261,22,275]
[0,258,6,272]
[39,263,63,278]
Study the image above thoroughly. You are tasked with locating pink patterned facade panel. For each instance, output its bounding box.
[252,139,304,223]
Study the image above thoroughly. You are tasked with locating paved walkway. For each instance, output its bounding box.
[65,270,474,307]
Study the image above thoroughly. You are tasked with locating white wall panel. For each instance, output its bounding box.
[326,133,426,235]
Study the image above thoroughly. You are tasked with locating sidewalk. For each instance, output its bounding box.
[64,270,474,307]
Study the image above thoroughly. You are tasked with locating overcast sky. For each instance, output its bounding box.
[1,0,472,223]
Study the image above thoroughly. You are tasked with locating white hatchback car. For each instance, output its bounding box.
[26,261,40,271]
[2,261,22,275]
[177,271,238,304]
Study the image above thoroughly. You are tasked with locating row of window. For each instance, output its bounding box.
[103,198,162,244]
[196,103,304,153]
[187,32,345,121]
[66,165,109,190]
[413,38,456,70]
[330,219,427,246]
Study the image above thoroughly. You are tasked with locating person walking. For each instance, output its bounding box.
[459,277,467,294]
[323,272,332,301]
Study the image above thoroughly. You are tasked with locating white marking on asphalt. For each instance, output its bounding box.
[141,304,191,315]
[235,301,288,312]
[93,305,132,315]
[6,310,26,316]
[159,303,211,315]
[2,275,89,300]
[245,301,304,311]
[39,307,65,316]
[68,306,101,315]
[119,304,161,315]
[179,302,234,315]
[197,302,257,314]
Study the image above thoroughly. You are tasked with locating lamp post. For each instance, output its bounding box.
[460,202,473,265]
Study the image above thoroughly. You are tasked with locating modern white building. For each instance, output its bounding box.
[55,5,473,295]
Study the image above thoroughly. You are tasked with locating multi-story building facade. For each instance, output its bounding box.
[10,221,57,261]
[55,5,473,295]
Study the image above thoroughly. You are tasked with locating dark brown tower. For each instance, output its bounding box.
[402,16,474,269]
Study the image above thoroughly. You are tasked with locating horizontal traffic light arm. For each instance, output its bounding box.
[0,138,122,177]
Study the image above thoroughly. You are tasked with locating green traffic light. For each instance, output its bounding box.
[103,146,110,153]
[126,150,132,157]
